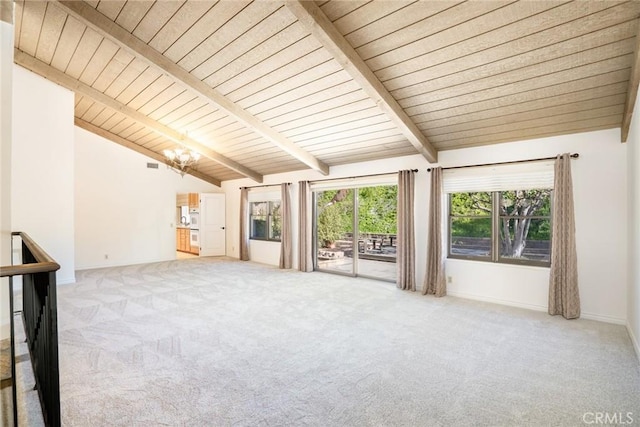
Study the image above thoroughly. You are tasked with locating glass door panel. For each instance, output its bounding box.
[357,185,397,281]
[315,189,354,275]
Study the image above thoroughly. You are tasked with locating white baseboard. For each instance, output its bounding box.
[627,322,640,364]
[580,312,626,325]
[446,290,548,313]
[76,255,177,271]
[446,290,626,325]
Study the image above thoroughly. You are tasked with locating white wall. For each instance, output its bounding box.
[11,63,224,274]
[223,129,628,324]
[441,130,628,324]
[1,12,13,339]
[627,94,640,360]
[12,65,76,284]
[75,126,221,269]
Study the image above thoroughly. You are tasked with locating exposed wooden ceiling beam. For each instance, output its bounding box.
[15,49,263,183]
[285,0,438,163]
[75,118,222,187]
[621,21,640,142]
[55,0,330,176]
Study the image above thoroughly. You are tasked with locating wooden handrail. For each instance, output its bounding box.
[0,232,60,277]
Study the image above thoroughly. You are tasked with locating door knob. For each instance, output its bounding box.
[221,226,225,230]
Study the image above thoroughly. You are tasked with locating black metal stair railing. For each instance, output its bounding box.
[1,232,61,427]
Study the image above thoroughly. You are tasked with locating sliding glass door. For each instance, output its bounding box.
[315,189,354,275]
[314,184,397,282]
[356,185,397,281]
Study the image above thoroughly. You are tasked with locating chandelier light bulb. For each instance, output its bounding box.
[163,149,176,160]
[163,147,201,177]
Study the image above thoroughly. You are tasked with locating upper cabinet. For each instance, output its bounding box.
[176,193,188,206]
[189,193,199,210]
[177,193,199,209]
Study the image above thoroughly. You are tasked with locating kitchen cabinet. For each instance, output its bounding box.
[177,228,199,255]
[182,230,190,252]
[176,193,188,206]
[176,228,189,252]
[188,193,199,210]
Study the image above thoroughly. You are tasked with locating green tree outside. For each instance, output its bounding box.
[450,190,551,258]
[358,186,397,234]
[316,189,353,247]
[316,186,397,247]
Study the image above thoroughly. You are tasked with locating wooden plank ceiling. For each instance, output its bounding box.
[13,0,640,185]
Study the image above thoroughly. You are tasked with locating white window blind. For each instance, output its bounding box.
[309,174,396,191]
[442,160,554,193]
[247,189,280,202]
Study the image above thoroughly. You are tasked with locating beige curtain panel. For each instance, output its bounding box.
[424,167,446,297]
[279,183,292,269]
[239,187,249,261]
[298,181,313,272]
[548,153,580,319]
[397,170,416,291]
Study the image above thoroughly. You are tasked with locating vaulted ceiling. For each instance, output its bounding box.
[13,0,640,185]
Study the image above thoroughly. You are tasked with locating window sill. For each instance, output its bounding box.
[446,257,550,271]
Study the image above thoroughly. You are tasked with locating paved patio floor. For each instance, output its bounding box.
[317,256,396,281]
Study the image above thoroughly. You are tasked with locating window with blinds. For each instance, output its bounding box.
[445,161,553,266]
[249,201,281,242]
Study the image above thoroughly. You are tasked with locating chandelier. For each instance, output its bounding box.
[163,148,201,177]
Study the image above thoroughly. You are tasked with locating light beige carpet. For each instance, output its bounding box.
[27,258,640,425]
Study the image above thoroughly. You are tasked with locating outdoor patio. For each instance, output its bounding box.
[317,234,397,280]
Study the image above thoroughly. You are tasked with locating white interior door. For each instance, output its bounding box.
[199,193,226,256]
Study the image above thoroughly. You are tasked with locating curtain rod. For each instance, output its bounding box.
[308,169,418,184]
[426,153,579,172]
[239,182,291,190]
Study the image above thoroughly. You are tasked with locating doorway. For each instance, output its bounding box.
[313,184,397,282]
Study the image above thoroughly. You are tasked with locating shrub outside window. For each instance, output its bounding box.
[250,201,281,241]
[449,192,492,259]
[449,190,551,266]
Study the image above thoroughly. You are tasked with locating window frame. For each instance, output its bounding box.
[448,192,493,263]
[249,200,282,242]
[448,191,552,267]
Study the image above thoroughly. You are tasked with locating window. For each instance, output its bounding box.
[449,190,551,266]
[250,201,281,241]
[450,192,492,259]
